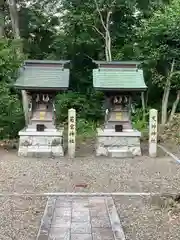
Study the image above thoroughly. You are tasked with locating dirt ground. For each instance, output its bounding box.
[0,149,179,194]
[114,195,180,240]
[161,141,180,159]
[0,142,179,240]
[0,196,46,240]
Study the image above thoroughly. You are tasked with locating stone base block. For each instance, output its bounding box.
[18,128,64,158]
[96,128,142,158]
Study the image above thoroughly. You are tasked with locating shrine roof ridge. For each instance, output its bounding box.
[24,60,70,65]
[93,61,141,66]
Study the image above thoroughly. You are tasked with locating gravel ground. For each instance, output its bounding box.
[0,196,46,240]
[114,195,180,240]
[0,149,179,193]
[0,146,179,240]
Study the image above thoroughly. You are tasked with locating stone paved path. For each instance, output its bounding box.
[37,196,125,240]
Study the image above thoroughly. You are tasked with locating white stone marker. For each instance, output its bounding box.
[68,108,76,158]
[149,109,158,157]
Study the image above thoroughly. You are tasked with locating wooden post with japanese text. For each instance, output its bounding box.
[149,109,158,157]
[68,108,76,158]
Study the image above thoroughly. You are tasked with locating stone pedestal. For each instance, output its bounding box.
[18,128,64,158]
[96,128,141,158]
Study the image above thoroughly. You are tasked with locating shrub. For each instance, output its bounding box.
[0,83,24,139]
[132,107,149,131]
[55,91,104,124]
[76,118,97,138]
[0,38,23,83]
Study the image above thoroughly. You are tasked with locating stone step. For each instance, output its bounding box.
[18,146,64,157]
[108,149,133,158]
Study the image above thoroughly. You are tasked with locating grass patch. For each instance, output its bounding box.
[76,119,97,141]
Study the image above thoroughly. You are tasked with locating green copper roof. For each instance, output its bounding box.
[93,61,141,65]
[15,60,70,90]
[93,68,147,91]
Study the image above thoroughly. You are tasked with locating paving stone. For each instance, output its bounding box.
[37,197,56,240]
[56,197,73,202]
[51,216,71,228]
[72,200,89,211]
[37,233,49,240]
[49,227,70,240]
[71,222,91,234]
[89,197,105,204]
[90,209,108,217]
[106,197,126,240]
[72,208,89,216]
[72,211,90,222]
[88,200,107,211]
[37,196,125,240]
[72,201,89,209]
[92,228,115,240]
[54,207,71,218]
[71,234,93,240]
[56,199,72,208]
[91,216,111,228]
[52,213,71,222]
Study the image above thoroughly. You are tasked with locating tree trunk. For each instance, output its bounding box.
[161,59,175,125]
[141,92,146,121]
[7,0,29,126]
[0,1,4,37]
[106,33,112,61]
[105,10,112,62]
[168,90,180,123]
[161,84,171,125]
[105,35,112,61]
[93,0,112,62]
[7,0,20,39]
[21,90,29,126]
[105,36,109,61]
[145,89,149,107]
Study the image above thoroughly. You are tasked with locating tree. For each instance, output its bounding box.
[0,0,5,37]
[7,0,20,38]
[138,0,180,124]
[93,0,116,61]
[0,38,24,139]
[7,0,31,126]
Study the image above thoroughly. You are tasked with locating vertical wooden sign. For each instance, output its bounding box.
[149,109,158,157]
[68,108,76,158]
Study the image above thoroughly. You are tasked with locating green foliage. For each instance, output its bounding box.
[138,0,180,87]
[55,91,104,124]
[0,0,174,140]
[0,83,24,139]
[19,2,59,59]
[0,39,24,139]
[136,0,180,120]
[76,118,97,138]
[0,38,23,82]
[55,91,101,140]
[132,108,149,131]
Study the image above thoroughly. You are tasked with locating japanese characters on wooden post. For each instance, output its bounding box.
[68,108,76,158]
[149,109,158,157]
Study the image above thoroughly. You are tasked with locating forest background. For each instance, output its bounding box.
[0,0,180,139]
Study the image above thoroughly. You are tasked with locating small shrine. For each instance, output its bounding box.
[93,61,147,158]
[15,60,70,157]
